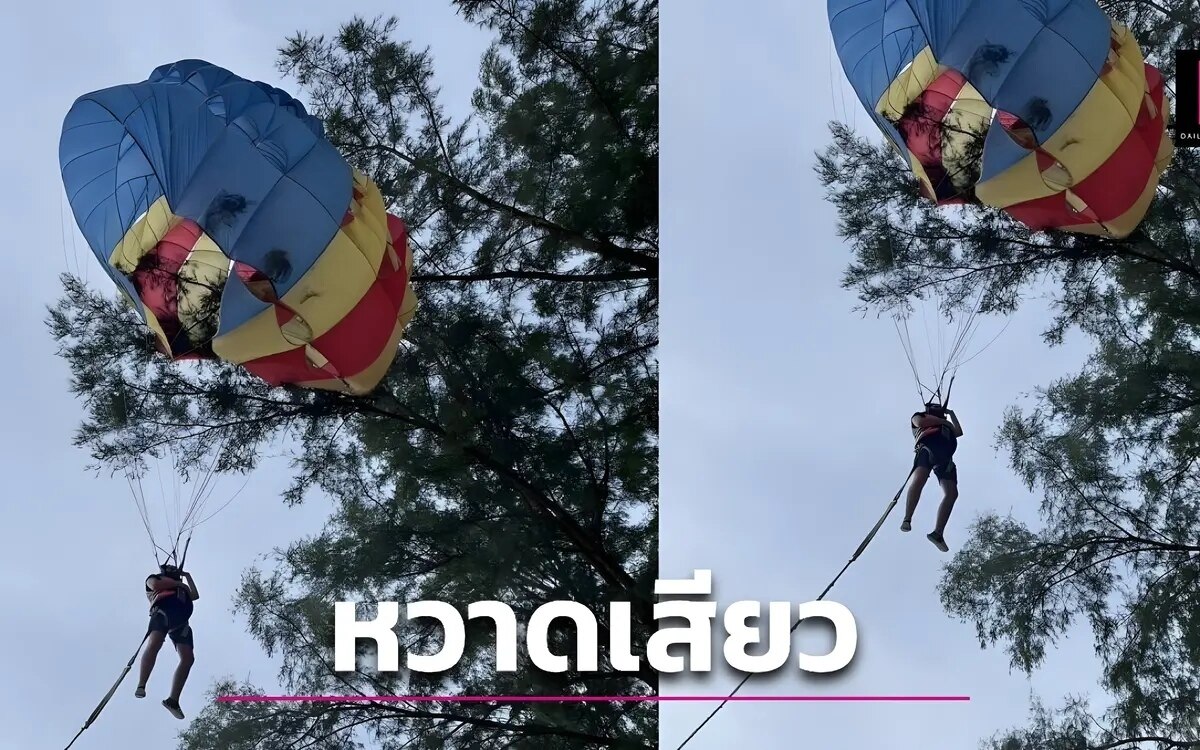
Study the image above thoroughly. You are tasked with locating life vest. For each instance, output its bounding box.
[145,574,186,607]
[911,413,948,442]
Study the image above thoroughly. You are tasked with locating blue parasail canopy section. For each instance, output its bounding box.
[827,0,1112,180]
[58,59,351,331]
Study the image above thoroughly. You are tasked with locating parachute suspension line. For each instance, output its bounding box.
[170,535,193,572]
[951,308,1014,376]
[673,464,921,750]
[935,290,983,392]
[187,473,250,532]
[164,431,251,566]
[61,632,152,750]
[126,468,170,565]
[59,191,73,278]
[922,296,940,389]
[893,315,937,404]
[117,386,175,566]
[59,189,88,279]
[940,375,955,410]
[935,273,1015,400]
[156,447,176,556]
[163,433,225,564]
[896,273,1007,406]
[115,382,244,566]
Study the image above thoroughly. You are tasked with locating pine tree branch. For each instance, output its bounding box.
[350,396,655,626]
[474,0,632,141]
[337,700,654,747]
[337,141,658,271]
[1090,736,1200,750]
[1123,231,1200,283]
[412,269,653,283]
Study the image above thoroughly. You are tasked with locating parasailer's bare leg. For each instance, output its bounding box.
[161,643,194,719]
[160,625,194,719]
[901,466,931,532]
[170,645,194,700]
[926,478,958,552]
[136,630,167,697]
[934,479,958,533]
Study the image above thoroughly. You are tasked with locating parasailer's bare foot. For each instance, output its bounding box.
[900,519,912,532]
[162,697,185,719]
[134,685,146,698]
[926,531,949,552]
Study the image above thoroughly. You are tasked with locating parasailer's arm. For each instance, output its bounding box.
[180,571,199,601]
[944,410,963,438]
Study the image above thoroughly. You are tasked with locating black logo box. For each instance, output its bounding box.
[1175,50,1200,145]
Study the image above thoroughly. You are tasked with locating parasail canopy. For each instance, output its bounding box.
[59,59,416,394]
[827,0,1172,238]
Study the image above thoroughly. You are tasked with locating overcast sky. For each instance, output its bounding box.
[658,2,1108,749]
[0,2,1111,749]
[0,3,489,749]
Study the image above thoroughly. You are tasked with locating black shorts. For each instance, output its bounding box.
[148,596,194,648]
[914,434,958,483]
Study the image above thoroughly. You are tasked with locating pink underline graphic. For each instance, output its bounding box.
[217,695,970,704]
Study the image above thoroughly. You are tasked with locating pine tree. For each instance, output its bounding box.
[48,2,657,748]
[818,3,1200,748]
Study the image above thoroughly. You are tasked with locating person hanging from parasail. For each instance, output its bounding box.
[135,564,199,719]
[900,403,963,552]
